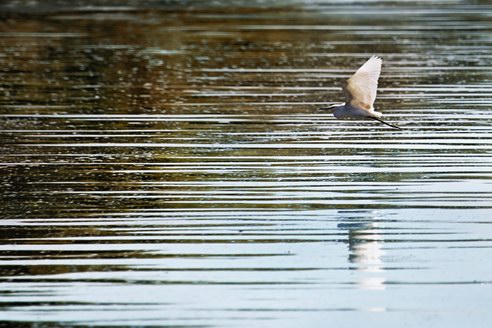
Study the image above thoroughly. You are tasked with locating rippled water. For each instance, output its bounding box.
[1,1,492,327]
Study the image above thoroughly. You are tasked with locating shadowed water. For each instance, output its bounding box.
[1,1,492,327]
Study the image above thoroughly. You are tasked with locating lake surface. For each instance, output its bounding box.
[1,1,492,327]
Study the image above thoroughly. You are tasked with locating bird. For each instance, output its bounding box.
[319,56,400,129]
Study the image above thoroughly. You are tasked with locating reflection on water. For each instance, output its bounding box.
[1,1,492,327]
[338,210,386,290]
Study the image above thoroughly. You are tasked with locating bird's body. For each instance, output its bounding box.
[320,56,400,129]
[331,102,382,120]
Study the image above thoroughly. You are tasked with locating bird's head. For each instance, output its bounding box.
[318,103,344,112]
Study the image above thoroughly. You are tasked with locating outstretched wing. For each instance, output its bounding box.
[343,56,382,110]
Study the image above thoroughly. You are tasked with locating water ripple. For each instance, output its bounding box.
[1,2,492,327]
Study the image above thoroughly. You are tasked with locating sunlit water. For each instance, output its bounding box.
[1,1,492,327]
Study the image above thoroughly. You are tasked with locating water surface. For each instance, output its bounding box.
[1,1,492,327]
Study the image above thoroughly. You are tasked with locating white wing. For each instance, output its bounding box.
[343,56,382,110]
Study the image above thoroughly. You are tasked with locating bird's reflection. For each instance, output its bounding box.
[337,210,386,291]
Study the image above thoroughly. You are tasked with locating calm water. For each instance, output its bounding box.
[1,1,492,327]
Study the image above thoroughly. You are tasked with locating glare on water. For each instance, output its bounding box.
[1,1,492,327]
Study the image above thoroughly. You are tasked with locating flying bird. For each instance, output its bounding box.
[320,56,400,129]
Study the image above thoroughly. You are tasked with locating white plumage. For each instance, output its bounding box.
[320,56,400,129]
[345,55,382,111]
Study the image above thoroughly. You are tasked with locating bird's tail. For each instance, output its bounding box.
[368,116,401,129]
